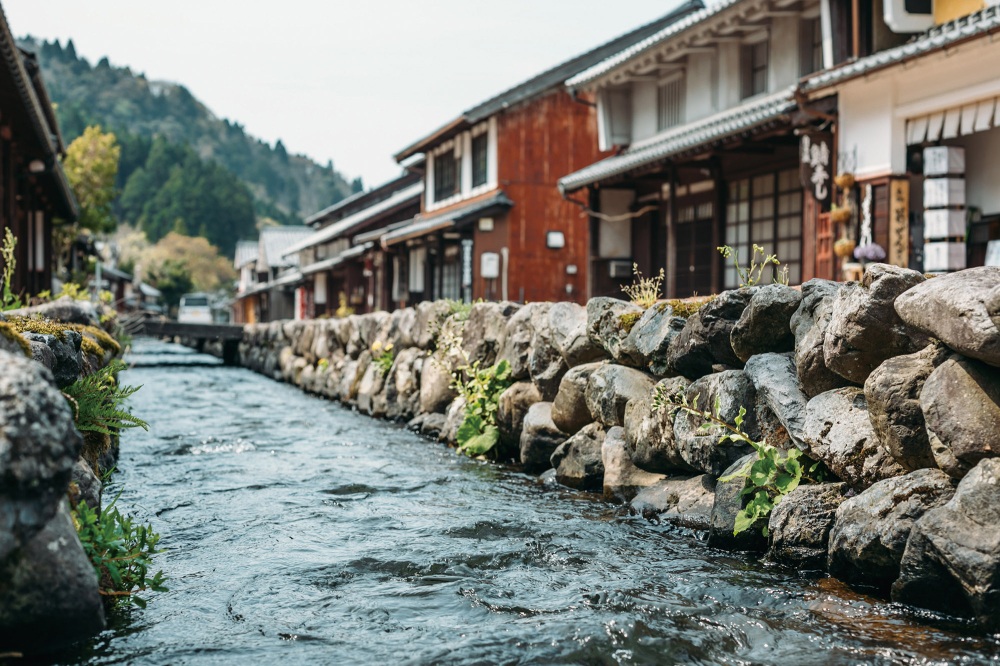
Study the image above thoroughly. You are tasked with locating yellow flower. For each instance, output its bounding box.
[372,341,382,352]
[385,343,394,352]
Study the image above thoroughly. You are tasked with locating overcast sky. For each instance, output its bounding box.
[4,0,682,190]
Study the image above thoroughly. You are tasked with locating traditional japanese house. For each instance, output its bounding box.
[383,1,703,306]
[281,171,421,317]
[0,7,78,297]
[559,0,857,298]
[231,226,311,323]
[801,1,1000,275]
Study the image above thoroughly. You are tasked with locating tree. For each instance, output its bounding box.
[140,232,236,295]
[63,125,120,233]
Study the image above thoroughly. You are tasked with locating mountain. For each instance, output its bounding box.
[18,37,361,254]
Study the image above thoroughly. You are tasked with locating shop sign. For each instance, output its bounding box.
[889,179,910,268]
[461,239,474,287]
[800,132,833,210]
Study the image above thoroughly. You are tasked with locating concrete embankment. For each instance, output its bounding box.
[0,298,124,654]
[238,264,1000,629]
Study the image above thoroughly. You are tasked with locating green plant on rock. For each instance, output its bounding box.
[62,359,149,469]
[621,263,664,308]
[1,228,22,311]
[72,492,167,608]
[718,244,787,287]
[453,359,512,457]
[371,340,394,375]
[618,311,642,334]
[652,385,823,536]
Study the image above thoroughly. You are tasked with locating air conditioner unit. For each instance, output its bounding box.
[884,0,934,33]
[608,260,633,279]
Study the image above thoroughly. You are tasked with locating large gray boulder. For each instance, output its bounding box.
[355,362,387,416]
[548,302,606,368]
[0,350,83,561]
[743,353,808,448]
[70,459,102,513]
[497,382,542,452]
[790,279,849,397]
[624,376,692,474]
[827,468,955,588]
[628,475,716,529]
[418,354,457,415]
[920,355,1000,479]
[414,300,453,350]
[550,422,606,490]
[622,302,687,376]
[22,330,83,389]
[823,264,928,385]
[801,388,905,490]
[462,301,520,366]
[673,370,758,476]
[440,396,467,445]
[895,266,1000,368]
[766,483,847,568]
[892,458,1000,629]
[665,288,755,379]
[601,426,666,502]
[865,344,950,472]
[586,297,643,366]
[519,402,567,473]
[497,304,540,380]
[708,453,769,552]
[730,284,802,363]
[551,361,605,436]
[0,501,105,653]
[384,348,424,421]
[527,304,568,400]
[6,296,101,327]
[585,364,656,428]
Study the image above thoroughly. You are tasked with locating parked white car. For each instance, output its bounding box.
[177,293,213,324]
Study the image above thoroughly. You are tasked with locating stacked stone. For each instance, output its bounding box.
[240,264,1000,630]
[0,298,118,653]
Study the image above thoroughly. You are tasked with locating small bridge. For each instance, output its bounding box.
[122,314,244,365]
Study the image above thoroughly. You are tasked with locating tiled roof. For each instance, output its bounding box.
[381,191,514,246]
[299,243,373,276]
[565,0,744,90]
[558,87,797,193]
[234,240,259,269]
[282,183,423,257]
[259,226,313,269]
[803,6,1000,92]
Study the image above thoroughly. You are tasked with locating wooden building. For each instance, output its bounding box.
[379,1,703,306]
[231,226,311,323]
[0,6,78,297]
[282,172,421,317]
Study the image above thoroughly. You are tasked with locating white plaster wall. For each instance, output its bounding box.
[686,52,716,121]
[717,43,741,110]
[770,16,801,89]
[947,127,1000,215]
[838,82,897,178]
[632,80,659,143]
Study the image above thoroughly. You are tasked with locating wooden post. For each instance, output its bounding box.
[666,164,678,299]
[711,159,723,295]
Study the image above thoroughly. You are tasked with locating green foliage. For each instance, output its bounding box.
[717,244,788,287]
[452,359,512,457]
[371,341,395,375]
[445,299,476,322]
[63,125,121,233]
[657,297,714,319]
[72,493,166,608]
[146,259,194,310]
[621,263,664,308]
[62,359,149,437]
[1,228,22,310]
[652,386,823,536]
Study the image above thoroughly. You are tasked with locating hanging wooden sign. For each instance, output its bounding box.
[800,132,833,211]
[889,179,910,268]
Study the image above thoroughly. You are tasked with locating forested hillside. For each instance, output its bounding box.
[19,37,361,255]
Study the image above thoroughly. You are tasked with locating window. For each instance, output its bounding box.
[433,152,459,202]
[741,40,769,99]
[724,169,802,289]
[471,133,488,188]
[800,18,823,76]
[657,77,685,131]
[408,247,427,293]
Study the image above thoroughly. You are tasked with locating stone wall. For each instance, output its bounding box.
[239,265,1000,630]
[0,298,122,653]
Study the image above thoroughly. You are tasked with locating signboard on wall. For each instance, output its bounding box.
[889,179,910,268]
[800,132,833,211]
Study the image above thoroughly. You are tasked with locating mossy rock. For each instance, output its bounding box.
[618,311,643,334]
[0,321,31,356]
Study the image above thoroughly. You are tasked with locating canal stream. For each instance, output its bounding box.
[55,340,1000,664]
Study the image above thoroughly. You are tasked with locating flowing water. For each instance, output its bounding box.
[51,340,1000,665]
